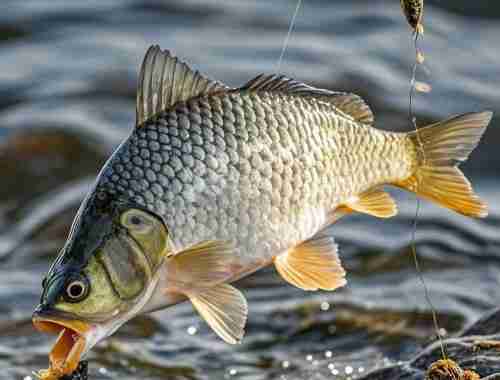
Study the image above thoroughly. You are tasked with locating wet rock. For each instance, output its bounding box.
[359,307,500,379]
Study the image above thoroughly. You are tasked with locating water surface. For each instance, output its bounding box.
[0,1,499,379]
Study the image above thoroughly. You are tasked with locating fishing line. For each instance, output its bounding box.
[275,0,448,362]
[277,0,302,71]
[407,30,448,360]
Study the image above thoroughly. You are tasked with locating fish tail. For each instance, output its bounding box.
[398,112,492,218]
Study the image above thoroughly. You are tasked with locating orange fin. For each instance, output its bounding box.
[400,112,492,218]
[344,188,398,218]
[165,241,247,344]
[327,206,353,224]
[167,240,235,286]
[274,236,346,291]
[187,284,248,344]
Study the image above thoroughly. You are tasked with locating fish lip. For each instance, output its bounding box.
[32,310,91,376]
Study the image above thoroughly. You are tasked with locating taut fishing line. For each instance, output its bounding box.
[404,4,448,360]
[277,0,302,71]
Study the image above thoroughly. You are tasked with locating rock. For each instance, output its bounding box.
[358,306,500,380]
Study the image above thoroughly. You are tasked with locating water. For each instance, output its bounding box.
[0,0,499,379]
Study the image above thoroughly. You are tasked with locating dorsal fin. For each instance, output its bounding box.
[136,45,229,126]
[240,74,374,124]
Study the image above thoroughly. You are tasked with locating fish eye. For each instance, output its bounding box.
[130,215,142,226]
[64,276,89,302]
[120,209,154,233]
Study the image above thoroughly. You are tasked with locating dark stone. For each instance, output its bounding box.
[358,307,500,380]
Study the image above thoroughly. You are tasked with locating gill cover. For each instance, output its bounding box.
[36,192,170,322]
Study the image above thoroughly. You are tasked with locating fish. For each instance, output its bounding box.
[32,45,492,379]
[401,0,425,34]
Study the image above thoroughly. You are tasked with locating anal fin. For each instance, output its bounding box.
[187,284,248,344]
[344,188,398,218]
[274,236,346,291]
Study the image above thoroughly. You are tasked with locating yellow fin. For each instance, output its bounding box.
[401,112,492,218]
[274,236,346,291]
[400,166,488,218]
[345,188,398,218]
[327,207,353,225]
[187,284,248,344]
[167,240,235,286]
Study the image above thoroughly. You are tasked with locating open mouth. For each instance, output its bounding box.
[32,316,89,377]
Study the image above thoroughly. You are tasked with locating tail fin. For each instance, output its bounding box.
[399,112,492,218]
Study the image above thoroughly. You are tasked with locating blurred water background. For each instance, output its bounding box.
[0,0,499,379]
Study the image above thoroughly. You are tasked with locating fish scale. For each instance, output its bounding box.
[98,90,411,262]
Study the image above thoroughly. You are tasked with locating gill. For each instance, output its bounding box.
[401,0,448,360]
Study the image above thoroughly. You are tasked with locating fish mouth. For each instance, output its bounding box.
[33,313,90,376]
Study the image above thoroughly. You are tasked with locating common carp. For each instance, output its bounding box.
[32,45,491,379]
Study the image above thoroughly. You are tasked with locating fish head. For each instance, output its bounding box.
[32,190,170,375]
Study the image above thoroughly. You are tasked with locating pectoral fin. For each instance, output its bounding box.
[167,240,235,286]
[274,236,346,291]
[344,188,398,218]
[164,240,248,344]
[187,284,248,344]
